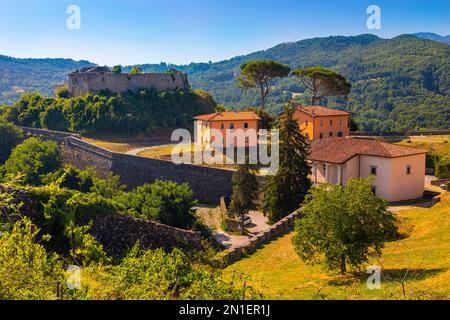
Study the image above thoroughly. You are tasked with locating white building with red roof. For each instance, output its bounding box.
[308,137,427,202]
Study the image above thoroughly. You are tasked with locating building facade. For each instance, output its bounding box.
[194,111,260,149]
[308,137,427,202]
[291,105,351,141]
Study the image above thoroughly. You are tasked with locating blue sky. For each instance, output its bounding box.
[0,0,448,65]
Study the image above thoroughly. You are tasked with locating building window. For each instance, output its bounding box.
[320,133,324,139]
[370,166,377,176]
[230,123,234,129]
[245,137,249,144]
[329,132,333,137]
[406,165,411,175]
[221,123,224,129]
[320,120,324,127]
[244,122,249,129]
[323,164,327,172]
[339,119,342,125]
[330,120,333,126]
[337,131,343,137]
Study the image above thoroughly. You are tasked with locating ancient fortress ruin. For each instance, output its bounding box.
[63,66,190,97]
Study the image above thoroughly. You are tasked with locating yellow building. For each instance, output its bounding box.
[291,105,351,141]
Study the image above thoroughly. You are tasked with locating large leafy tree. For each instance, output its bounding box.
[239,60,290,109]
[229,162,258,234]
[292,177,397,274]
[292,66,351,105]
[4,137,60,185]
[262,104,311,223]
[0,119,23,163]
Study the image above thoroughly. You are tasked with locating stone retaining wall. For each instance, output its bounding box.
[215,210,303,267]
[431,178,450,186]
[0,186,202,255]
[18,127,233,203]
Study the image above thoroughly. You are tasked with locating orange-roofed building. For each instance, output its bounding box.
[290,105,351,141]
[194,111,260,149]
[308,137,427,202]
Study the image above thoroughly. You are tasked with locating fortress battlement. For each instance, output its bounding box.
[65,66,190,96]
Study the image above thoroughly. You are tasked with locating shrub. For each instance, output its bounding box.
[95,244,259,300]
[0,119,23,163]
[55,86,70,99]
[116,180,198,229]
[0,218,64,299]
[4,137,60,185]
[54,166,94,192]
[435,156,450,179]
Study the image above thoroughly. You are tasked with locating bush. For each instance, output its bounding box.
[4,138,60,185]
[95,244,259,300]
[0,119,23,163]
[426,152,444,169]
[116,180,198,229]
[53,166,94,192]
[0,218,65,299]
[55,86,70,99]
[435,156,450,179]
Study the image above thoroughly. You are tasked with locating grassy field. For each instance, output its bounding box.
[138,144,238,171]
[223,193,450,300]
[82,138,143,153]
[388,135,450,156]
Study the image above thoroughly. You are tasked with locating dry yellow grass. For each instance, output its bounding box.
[82,138,141,153]
[223,193,450,300]
[391,135,450,156]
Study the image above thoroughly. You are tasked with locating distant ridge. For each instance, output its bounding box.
[413,32,450,44]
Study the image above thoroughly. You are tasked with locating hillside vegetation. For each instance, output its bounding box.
[0,55,93,104]
[1,34,449,132]
[224,194,450,300]
[130,35,450,132]
[1,88,216,135]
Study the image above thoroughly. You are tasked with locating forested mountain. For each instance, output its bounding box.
[413,32,450,44]
[126,34,450,132]
[1,34,449,131]
[0,55,94,104]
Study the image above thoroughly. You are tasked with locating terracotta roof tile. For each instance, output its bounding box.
[194,111,261,122]
[297,105,350,117]
[308,137,427,164]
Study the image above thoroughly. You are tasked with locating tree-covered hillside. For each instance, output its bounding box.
[1,34,449,131]
[124,35,450,132]
[0,55,94,105]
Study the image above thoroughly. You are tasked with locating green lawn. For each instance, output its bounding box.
[223,193,450,300]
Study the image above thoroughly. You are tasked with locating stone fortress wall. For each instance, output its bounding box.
[67,67,190,96]
[19,127,233,204]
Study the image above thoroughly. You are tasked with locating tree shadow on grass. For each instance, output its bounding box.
[326,268,447,287]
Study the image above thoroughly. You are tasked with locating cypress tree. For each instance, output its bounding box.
[262,104,312,223]
[229,162,258,234]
